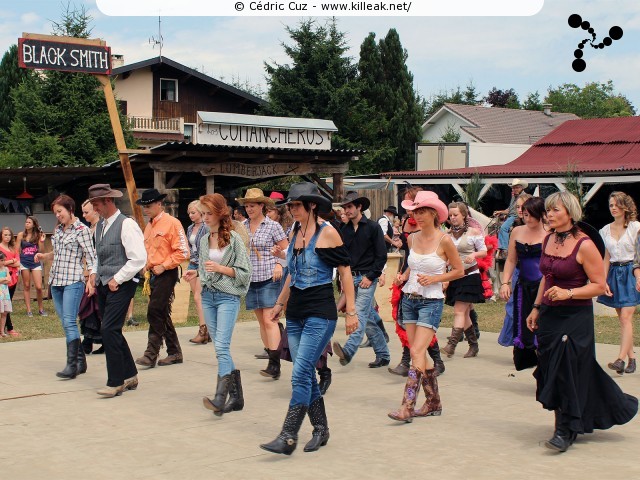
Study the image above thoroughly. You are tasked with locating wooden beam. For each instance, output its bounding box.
[478,183,493,200]
[554,182,566,192]
[452,184,465,198]
[154,170,166,191]
[119,149,150,155]
[308,173,334,197]
[22,32,106,46]
[166,173,183,189]
[96,75,145,229]
[206,176,215,194]
[583,181,604,205]
[332,173,344,202]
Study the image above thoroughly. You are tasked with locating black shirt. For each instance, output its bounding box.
[340,215,387,280]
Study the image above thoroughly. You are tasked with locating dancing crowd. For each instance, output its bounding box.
[0,179,637,455]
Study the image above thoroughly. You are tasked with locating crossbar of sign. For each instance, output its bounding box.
[18,38,112,74]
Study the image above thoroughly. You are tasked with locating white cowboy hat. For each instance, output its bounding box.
[510,179,528,189]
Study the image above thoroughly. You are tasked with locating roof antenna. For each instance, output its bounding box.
[149,15,163,58]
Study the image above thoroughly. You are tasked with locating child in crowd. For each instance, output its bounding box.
[0,251,13,337]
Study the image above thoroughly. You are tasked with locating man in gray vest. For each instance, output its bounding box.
[88,184,147,397]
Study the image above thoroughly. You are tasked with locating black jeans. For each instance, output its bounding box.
[98,280,138,387]
[144,268,181,359]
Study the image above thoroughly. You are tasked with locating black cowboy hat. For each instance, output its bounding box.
[281,182,331,213]
[136,188,167,206]
[340,191,370,211]
[384,206,398,216]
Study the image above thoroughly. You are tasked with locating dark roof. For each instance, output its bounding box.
[390,117,640,178]
[111,56,266,107]
[424,103,579,144]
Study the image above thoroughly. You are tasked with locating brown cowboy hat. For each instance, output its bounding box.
[340,191,370,211]
[236,188,275,207]
[87,184,123,200]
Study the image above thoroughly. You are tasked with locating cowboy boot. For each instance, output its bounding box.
[223,369,245,413]
[57,339,80,379]
[260,404,308,455]
[442,327,464,357]
[545,410,577,453]
[625,358,636,374]
[77,342,88,375]
[463,326,479,358]
[318,367,332,395]
[469,308,480,339]
[387,366,423,423]
[388,345,411,376]
[413,368,442,417]
[260,349,281,379]
[428,341,445,376]
[203,374,232,416]
[304,397,330,452]
[189,324,209,344]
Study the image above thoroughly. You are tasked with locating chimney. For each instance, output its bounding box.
[542,103,552,116]
[111,54,125,69]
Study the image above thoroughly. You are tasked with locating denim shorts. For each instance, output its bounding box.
[245,278,280,310]
[401,296,444,331]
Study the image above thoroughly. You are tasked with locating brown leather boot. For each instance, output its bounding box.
[413,368,442,417]
[442,327,464,357]
[463,326,479,358]
[387,366,423,423]
[189,324,209,344]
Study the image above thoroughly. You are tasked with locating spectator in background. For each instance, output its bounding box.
[378,206,402,252]
[494,179,527,257]
[0,227,20,336]
[233,206,248,223]
[17,216,47,317]
[185,200,210,345]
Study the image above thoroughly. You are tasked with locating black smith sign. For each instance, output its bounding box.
[19,38,111,74]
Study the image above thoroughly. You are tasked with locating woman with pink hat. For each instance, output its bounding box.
[388,191,463,423]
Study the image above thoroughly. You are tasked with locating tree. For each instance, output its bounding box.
[484,87,520,109]
[522,91,543,111]
[437,122,461,142]
[545,81,635,118]
[424,81,478,117]
[0,45,32,135]
[0,5,134,168]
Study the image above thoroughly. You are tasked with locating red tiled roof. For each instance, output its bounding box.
[391,117,640,178]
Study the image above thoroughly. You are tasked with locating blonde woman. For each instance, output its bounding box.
[184,200,210,345]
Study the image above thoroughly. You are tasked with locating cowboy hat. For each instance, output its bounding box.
[236,188,275,206]
[340,191,370,211]
[87,184,123,200]
[510,179,528,189]
[269,191,285,201]
[401,190,448,222]
[136,188,168,205]
[282,182,331,212]
[384,206,398,216]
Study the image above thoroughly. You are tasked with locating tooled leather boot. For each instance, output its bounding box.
[387,366,423,423]
[303,397,330,452]
[463,326,479,358]
[260,404,308,455]
[189,324,209,344]
[413,368,442,417]
[442,327,464,357]
[223,369,244,413]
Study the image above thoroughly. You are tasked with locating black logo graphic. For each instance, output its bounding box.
[568,14,623,72]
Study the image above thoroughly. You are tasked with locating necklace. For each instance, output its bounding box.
[450,223,467,239]
[554,229,571,247]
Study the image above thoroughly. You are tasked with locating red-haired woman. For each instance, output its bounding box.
[183,194,251,417]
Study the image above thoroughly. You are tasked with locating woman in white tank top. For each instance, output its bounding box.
[388,191,463,423]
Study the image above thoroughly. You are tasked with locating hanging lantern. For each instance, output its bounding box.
[16,176,34,199]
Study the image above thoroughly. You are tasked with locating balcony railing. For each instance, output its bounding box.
[128,116,183,134]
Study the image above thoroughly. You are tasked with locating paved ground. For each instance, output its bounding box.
[1,321,639,480]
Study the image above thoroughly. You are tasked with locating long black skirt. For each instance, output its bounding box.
[534,304,637,434]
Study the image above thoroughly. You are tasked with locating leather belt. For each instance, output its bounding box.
[405,293,440,301]
[464,264,479,275]
[611,261,633,267]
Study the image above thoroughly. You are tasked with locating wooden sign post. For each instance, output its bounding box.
[18,33,145,229]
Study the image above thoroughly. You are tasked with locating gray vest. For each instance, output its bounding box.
[95,213,131,285]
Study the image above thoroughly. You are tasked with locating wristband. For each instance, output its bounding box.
[275,302,284,307]
[346,311,357,317]
[532,304,541,310]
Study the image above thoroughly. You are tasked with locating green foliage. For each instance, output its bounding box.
[424,81,478,117]
[52,2,93,38]
[545,81,635,118]
[563,163,585,207]
[0,45,32,135]
[437,122,461,142]
[463,172,484,210]
[522,91,543,111]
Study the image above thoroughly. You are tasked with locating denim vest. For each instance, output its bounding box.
[287,222,333,290]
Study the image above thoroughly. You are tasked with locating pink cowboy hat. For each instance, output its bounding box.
[401,191,448,222]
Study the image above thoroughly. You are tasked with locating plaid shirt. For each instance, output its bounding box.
[49,219,96,286]
[244,217,286,282]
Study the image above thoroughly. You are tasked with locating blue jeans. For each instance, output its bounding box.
[287,316,336,406]
[51,281,84,342]
[343,275,390,360]
[201,288,240,377]
[498,216,516,250]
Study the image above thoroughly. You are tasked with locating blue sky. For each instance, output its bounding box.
[2,1,640,110]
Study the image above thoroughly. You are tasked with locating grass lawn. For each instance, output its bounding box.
[2,287,638,347]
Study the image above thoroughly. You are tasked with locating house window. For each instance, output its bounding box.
[184,124,196,143]
[160,78,178,102]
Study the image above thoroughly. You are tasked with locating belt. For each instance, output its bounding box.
[464,264,479,275]
[611,261,633,267]
[405,293,440,301]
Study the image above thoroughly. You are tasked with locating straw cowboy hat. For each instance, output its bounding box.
[136,188,168,205]
[340,191,370,212]
[282,182,331,212]
[401,190,448,222]
[510,179,528,189]
[236,188,275,206]
[87,183,123,200]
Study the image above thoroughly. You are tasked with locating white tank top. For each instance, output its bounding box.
[208,246,227,264]
[402,236,447,299]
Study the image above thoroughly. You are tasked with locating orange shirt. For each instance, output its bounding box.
[143,212,189,270]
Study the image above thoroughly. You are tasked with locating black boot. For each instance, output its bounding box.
[82,337,93,355]
[223,370,244,413]
[469,308,480,339]
[77,343,88,375]
[260,349,281,379]
[428,341,445,376]
[318,367,332,395]
[388,345,411,376]
[260,404,308,455]
[57,339,80,379]
[304,397,330,452]
[203,374,232,416]
[545,410,577,453]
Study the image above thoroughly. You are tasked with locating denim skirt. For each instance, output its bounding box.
[597,263,640,308]
[246,278,280,310]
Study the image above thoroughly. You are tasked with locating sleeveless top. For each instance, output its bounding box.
[515,242,543,283]
[450,231,486,273]
[402,235,447,299]
[539,235,591,306]
[20,238,41,269]
[288,222,333,290]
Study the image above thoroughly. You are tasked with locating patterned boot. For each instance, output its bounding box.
[303,397,330,452]
[413,368,442,417]
[387,366,423,423]
[260,404,308,455]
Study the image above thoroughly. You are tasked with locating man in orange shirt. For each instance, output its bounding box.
[135,189,190,367]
